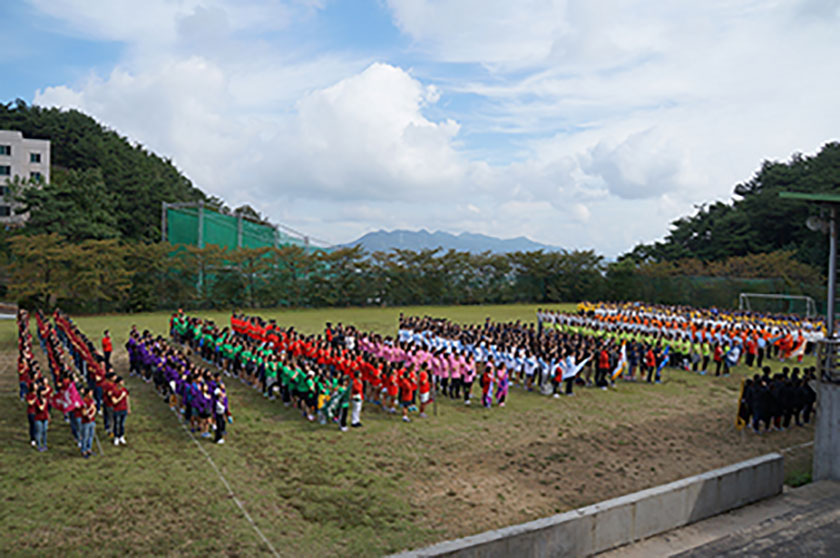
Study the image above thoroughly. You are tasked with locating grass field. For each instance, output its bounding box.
[0,304,816,557]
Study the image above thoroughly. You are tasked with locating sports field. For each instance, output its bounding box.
[0,304,815,557]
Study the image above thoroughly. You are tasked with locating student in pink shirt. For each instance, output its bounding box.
[496,363,509,407]
[448,351,462,399]
[437,349,449,396]
[462,354,476,406]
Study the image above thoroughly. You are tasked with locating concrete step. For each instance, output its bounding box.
[598,481,840,558]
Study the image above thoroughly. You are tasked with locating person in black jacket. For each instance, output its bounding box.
[739,378,754,428]
[780,370,796,428]
[769,374,785,430]
[801,368,817,424]
[751,375,771,433]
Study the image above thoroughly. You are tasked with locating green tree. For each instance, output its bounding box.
[8,234,77,308]
[70,239,131,311]
[14,168,121,242]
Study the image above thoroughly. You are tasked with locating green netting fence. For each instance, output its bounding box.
[165,206,318,252]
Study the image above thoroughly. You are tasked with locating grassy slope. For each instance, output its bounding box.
[0,304,816,557]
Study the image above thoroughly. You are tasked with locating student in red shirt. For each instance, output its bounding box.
[33,384,51,452]
[80,387,97,458]
[111,376,130,446]
[26,382,39,447]
[350,374,364,428]
[18,358,30,401]
[103,373,116,438]
[102,330,113,368]
[70,383,84,448]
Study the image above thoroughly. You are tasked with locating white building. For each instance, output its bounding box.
[0,130,51,225]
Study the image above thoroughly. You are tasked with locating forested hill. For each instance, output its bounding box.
[623,142,840,272]
[0,100,207,243]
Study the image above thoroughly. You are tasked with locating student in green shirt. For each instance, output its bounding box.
[265,358,278,399]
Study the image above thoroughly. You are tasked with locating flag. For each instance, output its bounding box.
[790,338,806,362]
[562,356,592,381]
[725,344,741,367]
[656,346,670,373]
[52,382,83,413]
[611,343,628,380]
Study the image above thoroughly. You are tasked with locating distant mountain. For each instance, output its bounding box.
[344,229,562,254]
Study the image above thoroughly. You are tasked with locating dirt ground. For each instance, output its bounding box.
[405,390,814,540]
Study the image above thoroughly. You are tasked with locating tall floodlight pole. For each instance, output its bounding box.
[779,192,840,481]
[828,205,836,339]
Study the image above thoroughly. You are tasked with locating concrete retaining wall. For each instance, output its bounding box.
[391,453,784,558]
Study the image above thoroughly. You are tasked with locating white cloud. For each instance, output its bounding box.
[278,63,465,199]
[23,0,840,256]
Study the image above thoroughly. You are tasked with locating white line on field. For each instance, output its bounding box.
[171,408,281,558]
[95,430,104,457]
[779,440,814,453]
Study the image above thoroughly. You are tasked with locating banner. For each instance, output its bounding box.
[52,382,83,413]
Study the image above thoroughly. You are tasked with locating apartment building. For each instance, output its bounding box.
[0,130,51,225]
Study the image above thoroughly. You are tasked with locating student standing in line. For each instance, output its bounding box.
[481,364,494,408]
[713,343,724,377]
[103,372,116,437]
[26,383,38,447]
[111,376,129,446]
[213,382,229,444]
[33,385,50,452]
[102,330,113,368]
[80,387,96,457]
[338,376,351,432]
[495,363,509,407]
[399,368,416,422]
[350,373,364,427]
[417,364,431,418]
[462,355,476,406]
[70,389,84,449]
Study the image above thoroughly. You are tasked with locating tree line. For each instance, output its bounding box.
[624,141,840,273]
[6,234,822,313]
[0,102,833,313]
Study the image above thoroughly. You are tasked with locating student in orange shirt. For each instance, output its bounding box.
[418,364,431,418]
[399,368,416,423]
[387,366,401,414]
[102,330,113,368]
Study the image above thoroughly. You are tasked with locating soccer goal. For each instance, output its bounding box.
[738,292,817,318]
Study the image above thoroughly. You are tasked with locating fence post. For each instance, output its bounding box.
[161,202,168,243]
[237,213,243,248]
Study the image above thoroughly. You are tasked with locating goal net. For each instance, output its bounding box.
[738,293,817,318]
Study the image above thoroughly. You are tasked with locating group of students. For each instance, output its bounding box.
[397,314,661,398]
[738,366,817,433]
[173,313,372,428]
[539,302,823,369]
[126,327,231,443]
[17,309,107,457]
[53,313,131,447]
[173,312,472,428]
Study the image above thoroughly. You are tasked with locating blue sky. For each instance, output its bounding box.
[2,0,840,255]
